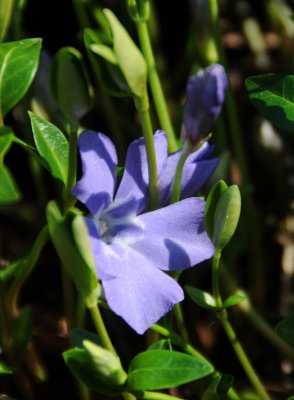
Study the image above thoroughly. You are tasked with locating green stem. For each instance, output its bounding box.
[89,304,116,354]
[64,125,78,209]
[174,303,188,342]
[170,152,189,204]
[134,95,158,210]
[212,253,271,400]
[141,391,183,400]
[221,266,294,361]
[123,393,137,400]
[76,293,86,329]
[134,17,178,153]
[7,226,49,316]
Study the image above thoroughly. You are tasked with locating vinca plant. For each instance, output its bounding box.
[1,0,294,399]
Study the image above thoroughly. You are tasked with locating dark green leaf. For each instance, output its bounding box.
[0,164,21,203]
[275,315,294,346]
[246,74,294,133]
[46,201,98,301]
[29,112,68,184]
[70,328,101,349]
[51,47,93,125]
[63,348,126,395]
[185,286,216,310]
[205,180,228,240]
[127,350,214,391]
[0,360,14,374]
[0,126,14,160]
[213,185,241,252]
[202,374,234,399]
[223,294,247,309]
[0,38,42,121]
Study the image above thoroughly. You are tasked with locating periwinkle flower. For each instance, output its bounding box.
[182,63,228,147]
[73,130,215,334]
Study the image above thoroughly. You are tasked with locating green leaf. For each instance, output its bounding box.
[70,328,101,349]
[223,294,247,309]
[148,339,172,351]
[103,9,147,98]
[46,201,98,301]
[0,164,21,203]
[29,112,69,184]
[0,38,42,121]
[63,348,126,395]
[0,360,14,374]
[185,286,216,310]
[51,47,93,126]
[246,74,294,133]
[202,374,234,399]
[205,180,228,239]
[213,185,241,252]
[275,315,294,346]
[127,350,214,391]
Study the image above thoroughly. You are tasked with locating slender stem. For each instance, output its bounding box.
[135,18,178,153]
[170,152,189,204]
[141,391,183,400]
[89,304,116,354]
[220,266,294,361]
[7,226,49,317]
[135,96,158,210]
[212,253,271,400]
[174,303,188,342]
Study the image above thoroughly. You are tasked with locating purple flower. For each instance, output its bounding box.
[182,63,228,146]
[73,130,214,334]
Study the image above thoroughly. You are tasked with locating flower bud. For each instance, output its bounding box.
[182,63,228,148]
[83,340,127,386]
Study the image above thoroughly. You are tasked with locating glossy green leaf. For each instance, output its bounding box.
[127,350,214,391]
[185,286,216,310]
[0,0,14,42]
[0,164,21,203]
[213,185,241,252]
[246,74,294,133]
[148,339,172,351]
[205,180,228,240]
[70,328,101,349]
[223,294,247,309]
[275,315,294,346]
[63,348,126,395]
[51,47,93,126]
[104,9,147,98]
[0,360,14,374]
[29,112,68,184]
[46,201,98,301]
[0,38,42,121]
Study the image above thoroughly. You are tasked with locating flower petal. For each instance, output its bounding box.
[159,142,219,206]
[72,131,117,214]
[102,246,184,334]
[132,198,214,270]
[115,130,168,213]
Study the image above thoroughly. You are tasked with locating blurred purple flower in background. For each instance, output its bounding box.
[182,63,228,147]
[72,130,215,334]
